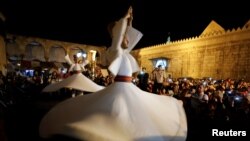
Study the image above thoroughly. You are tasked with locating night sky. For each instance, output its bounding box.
[1,0,249,49]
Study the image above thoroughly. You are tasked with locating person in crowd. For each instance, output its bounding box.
[32,70,42,85]
[0,71,5,87]
[152,65,166,94]
[191,84,209,118]
[48,70,59,84]
[39,5,187,141]
[137,67,149,91]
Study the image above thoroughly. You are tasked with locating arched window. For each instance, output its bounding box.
[24,41,45,61]
[6,37,23,60]
[49,46,66,63]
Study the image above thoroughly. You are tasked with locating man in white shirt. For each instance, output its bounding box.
[152,65,166,94]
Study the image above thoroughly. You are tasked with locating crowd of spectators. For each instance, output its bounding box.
[0,67,250,140]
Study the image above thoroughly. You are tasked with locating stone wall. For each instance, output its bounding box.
[133,20,250,81]
[3,20,250,81]
[5,34,107,67]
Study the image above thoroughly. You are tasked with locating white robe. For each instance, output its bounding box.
[65,54,89,73]
[39,14,187,141]
[42,73,105,93]
[42,55,104,93]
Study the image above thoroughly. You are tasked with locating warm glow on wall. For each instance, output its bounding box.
[89,50,97,61]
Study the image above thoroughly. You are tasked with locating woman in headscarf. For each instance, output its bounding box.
[39,6,187,141]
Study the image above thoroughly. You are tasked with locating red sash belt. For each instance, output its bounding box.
[114,75,132,82]
[73,71,82,74]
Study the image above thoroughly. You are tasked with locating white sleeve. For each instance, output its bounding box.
[65,54,73,65]
[69,64,74,72]
[110,18,127,51]
[126,26,143,52]
[80,64,86,71]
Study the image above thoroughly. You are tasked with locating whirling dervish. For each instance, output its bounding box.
[42,53,104,93]
[39,5,187,141]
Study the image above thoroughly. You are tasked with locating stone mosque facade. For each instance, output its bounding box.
[133,20,250,81]
[1,19,250,81]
